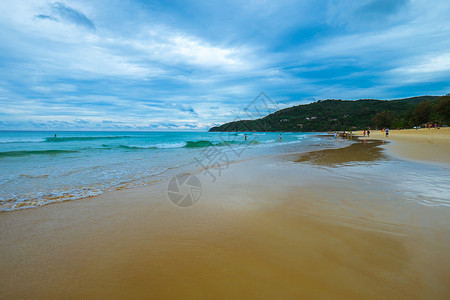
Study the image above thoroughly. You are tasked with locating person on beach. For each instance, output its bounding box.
[367,130,370,137]
[363,130,366,136]
[245,134,247,141]
[385,128,389,137]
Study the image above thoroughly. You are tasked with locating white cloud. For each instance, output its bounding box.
[125,28,250,71]
[171,35,242,68]
[32,83,77,94]
[395,53,450,74]
[387,53,450,84]
[1,0,450,130]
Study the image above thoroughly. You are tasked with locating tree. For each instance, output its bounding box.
[412,101,432,125]
[371,110,393,129]
[434,96,450,124]
[401,107,415,128]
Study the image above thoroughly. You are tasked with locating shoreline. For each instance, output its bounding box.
[354,127,450,168]
[0,132,342,213]
[0,132,332,212]
[1,131,449,299]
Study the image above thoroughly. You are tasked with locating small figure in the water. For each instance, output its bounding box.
[54,134,56,137]
[367,130,370,137]
[245,134,247,141]
[279,134,282,141]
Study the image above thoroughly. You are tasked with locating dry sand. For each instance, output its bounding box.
[1,134,449,299]
[356,127,450,167]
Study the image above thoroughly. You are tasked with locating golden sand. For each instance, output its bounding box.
[355,127,450,166]
[1,135,449,299]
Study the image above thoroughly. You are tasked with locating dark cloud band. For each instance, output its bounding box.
[35,2,95,31]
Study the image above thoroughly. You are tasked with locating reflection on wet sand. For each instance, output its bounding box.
[296,139,387,166]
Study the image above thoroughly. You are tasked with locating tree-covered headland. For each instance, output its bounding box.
[209,95,450,132]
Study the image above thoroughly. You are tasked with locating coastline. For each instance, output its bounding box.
[1,132,449,299]
[355,127,450,168]
[0,131,330,212]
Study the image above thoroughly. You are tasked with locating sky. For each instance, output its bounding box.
[0,0,449,131]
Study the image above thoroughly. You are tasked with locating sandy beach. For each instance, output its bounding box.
[2,0,450,298]
[355,127,450,167]
[1,131,450,299]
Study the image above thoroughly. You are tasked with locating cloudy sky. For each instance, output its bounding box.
[1,0,449,130]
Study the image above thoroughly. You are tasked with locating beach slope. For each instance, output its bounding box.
[1,132,450,299]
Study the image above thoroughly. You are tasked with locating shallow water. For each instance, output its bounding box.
[0,131,346,211]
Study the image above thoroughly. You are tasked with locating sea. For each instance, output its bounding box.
[0,131,346,211]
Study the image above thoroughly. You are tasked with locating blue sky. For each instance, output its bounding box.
[1,0,449,130]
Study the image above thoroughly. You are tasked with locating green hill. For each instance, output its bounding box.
[209,96,448,132]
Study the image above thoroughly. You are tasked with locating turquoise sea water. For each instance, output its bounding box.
[0,131,340,211]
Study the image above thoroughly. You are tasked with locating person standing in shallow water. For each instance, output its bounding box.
[385,128,389,137]
[279,134,282,141]
[367,130,370,137]
[245,134,247,141]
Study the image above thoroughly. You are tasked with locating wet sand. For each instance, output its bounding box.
[1,138,450,299]
[295,139,387,166]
